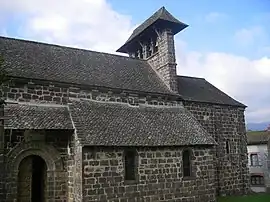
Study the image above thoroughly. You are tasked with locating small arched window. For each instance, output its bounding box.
[182,149,191,177]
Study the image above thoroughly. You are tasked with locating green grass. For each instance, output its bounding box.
[218,194,270,202]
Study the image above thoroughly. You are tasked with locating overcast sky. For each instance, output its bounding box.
[0,0,270,123]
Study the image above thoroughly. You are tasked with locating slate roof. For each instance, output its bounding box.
[0,36,246,107]
[177,76,246,107]
[0,36,172,95]
[247,131,270,145]
[117,7,188,53]
[69,100,216,146]
[4,103,73,129]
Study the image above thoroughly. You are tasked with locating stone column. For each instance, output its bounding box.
[142,44,147,59]
[150,40,154,55]
[137,49,141,59]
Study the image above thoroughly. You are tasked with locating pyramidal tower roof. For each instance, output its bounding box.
[117,7,188,53]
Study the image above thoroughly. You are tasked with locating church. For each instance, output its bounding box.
[0,7,249,202]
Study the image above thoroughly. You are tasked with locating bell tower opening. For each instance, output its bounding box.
[116,6,188,93]
[17,155,47,202]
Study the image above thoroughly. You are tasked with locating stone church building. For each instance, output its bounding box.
[0,7,249,202]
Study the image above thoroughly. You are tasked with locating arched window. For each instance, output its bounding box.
[182,149,191,177]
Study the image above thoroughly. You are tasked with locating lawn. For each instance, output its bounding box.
[218,194,270,202]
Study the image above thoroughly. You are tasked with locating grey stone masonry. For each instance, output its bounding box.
[183,101,250,196]
[3,129,72,202]
[0,103,6,201]
[0,79,182,107]
[82,146,216,202]
[147,29,178,93]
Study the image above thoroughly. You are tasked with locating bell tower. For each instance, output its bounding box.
[117,7,188,93]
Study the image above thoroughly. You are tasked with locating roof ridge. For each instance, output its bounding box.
[130,6,165,36]
[159,6,181,24]
[177,75,206,80]
[0,35,146,62]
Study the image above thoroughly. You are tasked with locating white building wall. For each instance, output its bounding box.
[247,144,268,193]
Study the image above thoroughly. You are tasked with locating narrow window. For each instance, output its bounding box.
[124,149,136,181]
[250,154,259,166]
[183,149,191,177]
[226,141,230,154]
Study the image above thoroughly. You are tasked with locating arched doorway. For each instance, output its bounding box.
[17,155,47,202]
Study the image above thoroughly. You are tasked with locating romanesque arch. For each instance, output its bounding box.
[7,141,63,171]
[5,140,64,202]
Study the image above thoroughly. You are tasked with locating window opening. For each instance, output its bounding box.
[183,149,191,177]
[124,149,136,181]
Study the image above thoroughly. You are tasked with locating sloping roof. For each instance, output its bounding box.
[247,131,270,145]
[69,100,216,146]
[177,76,246,107]
[0,36,173,95]
[117,7,188,53]
[4,103,73,129]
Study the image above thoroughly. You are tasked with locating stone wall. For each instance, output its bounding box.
[0,103,6,200]
[67,138,75,201]
[183,101,250,196]
[0,79,182,107]
[67,137,83,202]
[74,140,83,202]
[147,29,178,93]
[0,78,250,199]
[82,146,216,202]
[2,129,72,202]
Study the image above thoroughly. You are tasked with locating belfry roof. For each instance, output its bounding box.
[117,7,188,53]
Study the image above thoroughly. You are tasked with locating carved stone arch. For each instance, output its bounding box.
[6,140,64,202]
[182,147,194,158]
[7,140,64,172]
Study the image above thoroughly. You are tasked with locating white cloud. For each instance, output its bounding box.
[205,12,228,23]
[176,44,270,123]
[0,0,134,53]
[1,0,270,123]
[234,26,266,47]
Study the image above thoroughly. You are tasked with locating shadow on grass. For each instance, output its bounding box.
[218,194,270,202]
